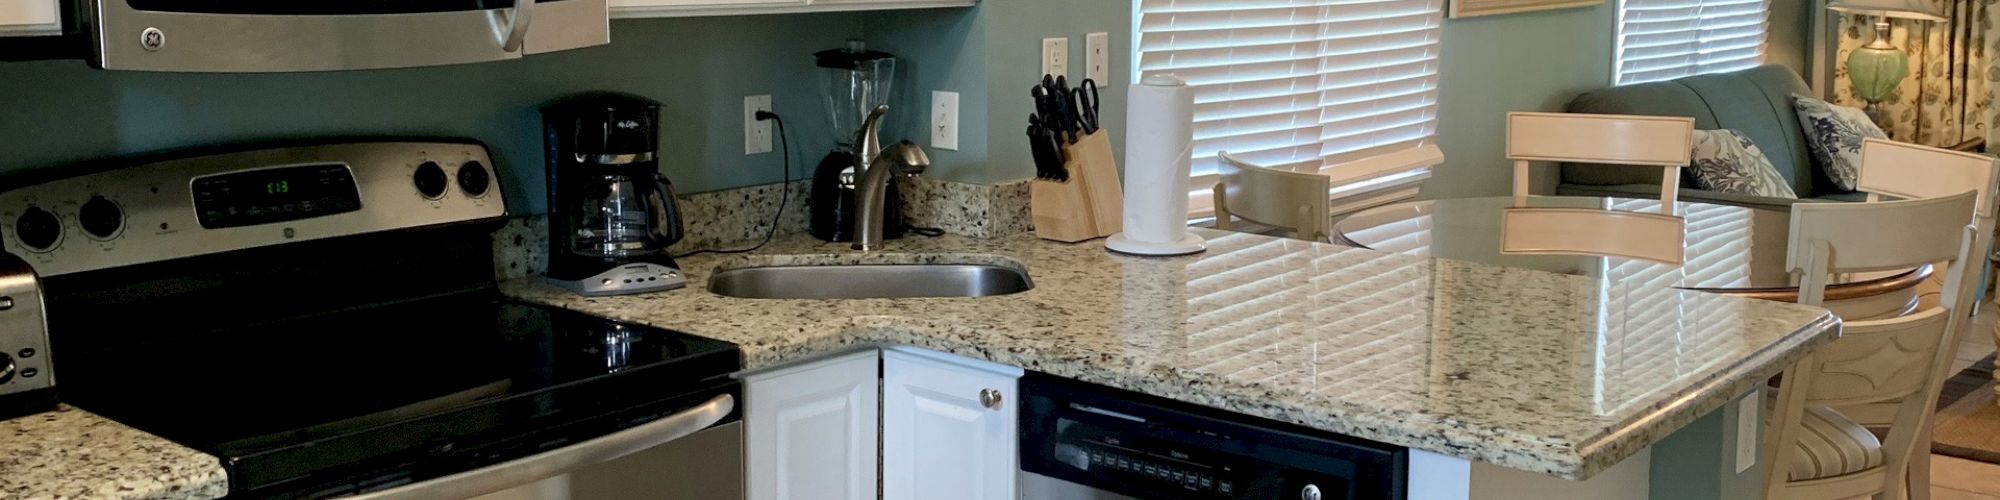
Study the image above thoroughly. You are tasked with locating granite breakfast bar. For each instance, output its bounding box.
[0,227,1838,499]
[503,228,1842,498]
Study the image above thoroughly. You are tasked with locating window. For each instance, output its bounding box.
[1614,0,1770,85]
[1134,0,1448,217]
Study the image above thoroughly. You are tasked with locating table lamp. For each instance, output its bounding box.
[1826,0,1946,123]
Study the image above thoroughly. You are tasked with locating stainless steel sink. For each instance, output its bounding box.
[707,264,1033,299]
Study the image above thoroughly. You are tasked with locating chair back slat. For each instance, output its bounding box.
[1500,208,1686,264]
[1804,308,1951,406]
[1500,113,1694,264]
[1506,112,1695,166]
[1786,192,1979,273]
[1215,152,1333,241]
[1857,138,2000,218]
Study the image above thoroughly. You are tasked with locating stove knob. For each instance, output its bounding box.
[1300,484,1322,500]
[414,161,449,200]
[0,353,14,385]
[79,196,124,239]
[14,206,62,251]
[457,160,491,198]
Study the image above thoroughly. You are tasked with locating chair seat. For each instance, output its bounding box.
[1766,392,1885,481]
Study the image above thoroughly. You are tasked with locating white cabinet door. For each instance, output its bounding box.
[0,0,61,37]
[744,350,879,500]
[881,348,1021,500]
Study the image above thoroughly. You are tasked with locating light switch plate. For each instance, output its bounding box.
[1042,37,1069,79]
[743,94,773,155]
[1735,391,1758,473]
[1086,32,1110,86]
[931,91,960,151]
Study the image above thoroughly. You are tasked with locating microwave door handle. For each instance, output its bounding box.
[488,0,536,53]
[344,393,734,500]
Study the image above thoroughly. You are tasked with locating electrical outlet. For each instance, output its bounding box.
[1086,32,1110,86]
[1735,391,1758,473]
[1042,37,1069,79]
[744,94,773,155]
[931,91,959,151]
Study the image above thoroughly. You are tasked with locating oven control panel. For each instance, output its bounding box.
[0,142,505,277]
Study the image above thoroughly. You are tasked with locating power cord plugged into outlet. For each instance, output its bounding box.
[673,111,793,259]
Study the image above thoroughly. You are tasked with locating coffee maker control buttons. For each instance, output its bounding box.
[457,161,491,198]
[79,196,125,240]
[14,207,62,252]
[413,162,449,200]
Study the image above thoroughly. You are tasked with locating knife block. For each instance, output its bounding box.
[1032,165,1099,243]
[1032,131,1124,243]
[1065,131,1123,237]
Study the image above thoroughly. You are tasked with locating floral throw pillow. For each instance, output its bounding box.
[1792,94,1887,191]
[1688,129,1798,199]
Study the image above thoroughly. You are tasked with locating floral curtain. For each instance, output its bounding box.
[1991,5,2000,151]
[1832,0,1991,148]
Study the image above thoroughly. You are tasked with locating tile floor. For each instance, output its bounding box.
[1932,308,2000,499]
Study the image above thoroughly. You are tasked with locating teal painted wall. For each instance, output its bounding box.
[1650,389,1769,500]
[859,0,1131,185]
[1425,5,1618,199]
[0,15,871,212]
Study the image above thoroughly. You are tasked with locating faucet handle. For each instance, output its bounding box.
[891,140,929,178]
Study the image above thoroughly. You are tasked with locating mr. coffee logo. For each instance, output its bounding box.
[616,120,640,130]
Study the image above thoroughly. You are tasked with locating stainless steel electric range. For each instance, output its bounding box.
[0,140,742,499]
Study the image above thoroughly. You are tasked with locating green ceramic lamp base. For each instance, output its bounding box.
[1846,17,1908,124]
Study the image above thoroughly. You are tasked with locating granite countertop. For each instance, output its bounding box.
[0,405,226,500]
[503,228,1841,481]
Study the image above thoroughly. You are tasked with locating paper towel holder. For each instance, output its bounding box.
[1106,74,1207,257]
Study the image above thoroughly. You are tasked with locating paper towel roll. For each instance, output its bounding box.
[1119,74,1198,246]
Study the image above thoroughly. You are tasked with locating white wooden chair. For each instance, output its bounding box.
[1764,191,1981,500]
[1499,112,1696,264]
[1840,138,2000,500]
[1212,152,1333,242]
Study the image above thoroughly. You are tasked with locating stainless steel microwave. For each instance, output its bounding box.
[82,0,608,72]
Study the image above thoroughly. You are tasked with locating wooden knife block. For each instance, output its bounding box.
[1032,131,1124,243]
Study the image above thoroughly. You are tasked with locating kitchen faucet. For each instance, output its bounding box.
[853,105,930,252]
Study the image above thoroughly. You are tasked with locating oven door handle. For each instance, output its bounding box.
[345,393,734,500]
[488,0,536,53]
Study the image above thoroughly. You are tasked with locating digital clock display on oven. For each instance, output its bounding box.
[191,164,363,229]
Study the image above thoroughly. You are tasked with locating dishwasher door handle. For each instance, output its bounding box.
[346,393,736,500]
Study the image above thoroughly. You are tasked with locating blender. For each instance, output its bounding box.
[809,40,906,242]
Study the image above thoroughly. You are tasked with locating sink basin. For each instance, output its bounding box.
[708,264,1033,299]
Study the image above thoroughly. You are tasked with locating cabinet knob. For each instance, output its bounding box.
[979,388,1003,409]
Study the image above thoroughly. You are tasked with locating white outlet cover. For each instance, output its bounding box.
[1086,32,1110,86]
[1042,37,1069,79]
[1735,391,1758,473]
[744,94,773,155]
[931,91,959,151]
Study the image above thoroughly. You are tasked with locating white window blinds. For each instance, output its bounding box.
[1614,0,1770,85]
[1135,0,1447,216]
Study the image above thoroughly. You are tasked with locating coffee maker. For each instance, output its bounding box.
[809,40,907,242]
[542,92,689,296]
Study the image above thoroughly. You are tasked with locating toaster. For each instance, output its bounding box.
[0,252,54,419]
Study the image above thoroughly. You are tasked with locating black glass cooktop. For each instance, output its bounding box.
[57,292,739,498]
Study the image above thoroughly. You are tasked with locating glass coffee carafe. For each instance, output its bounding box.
[565,168,683,259]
